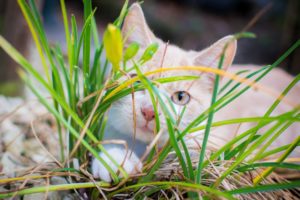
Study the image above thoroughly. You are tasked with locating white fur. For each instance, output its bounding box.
[91,148,142,182]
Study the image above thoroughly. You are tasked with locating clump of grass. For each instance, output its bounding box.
[0,0,299,199]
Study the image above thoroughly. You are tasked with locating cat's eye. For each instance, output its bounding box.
[171,91,190,105]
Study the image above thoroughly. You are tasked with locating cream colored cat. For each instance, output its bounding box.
[91,3,300,182]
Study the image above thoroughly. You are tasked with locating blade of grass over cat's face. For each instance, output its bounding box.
[104,66,265,101]
[134,63,195,180]
[196,48,225,184]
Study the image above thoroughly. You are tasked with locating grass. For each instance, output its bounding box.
[0,0,299,199]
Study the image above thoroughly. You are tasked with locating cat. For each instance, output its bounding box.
[91,3,300,182]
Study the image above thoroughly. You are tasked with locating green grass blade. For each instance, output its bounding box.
[82,0,92,103]
[70,15,78,76]
[115,0,129,28]
[20,73,119,182]
[0,181,109,199]
[190,113,299,133]
[228,180,300,195]
[109,181,235,200]
[75,9,96,66]
[254,143,300,161]
[219,69,250,94]
[213,120,287,187]
[20,0,66,102]
[59,0,71,65]
[135,64,195,177]
[218,39,300,113]
[237,162,300,172]
[253,136,300,185]
[196,48,225,184]
[18,0,50,82]
[0,35,124,182]
[249,74,300,158]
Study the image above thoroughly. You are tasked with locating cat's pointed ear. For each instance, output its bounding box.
[193,35,237,71]
[122,3,156,47]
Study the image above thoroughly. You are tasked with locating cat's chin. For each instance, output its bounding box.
[124,125,157,143]
[139,125,153,133]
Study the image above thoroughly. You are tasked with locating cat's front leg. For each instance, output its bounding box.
[91,147,142,182]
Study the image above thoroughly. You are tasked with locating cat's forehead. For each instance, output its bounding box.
[155,44,191,66]
[124,43,198,85]
[140,44,194,75]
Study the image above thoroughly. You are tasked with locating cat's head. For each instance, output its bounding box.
[107,3,237,144]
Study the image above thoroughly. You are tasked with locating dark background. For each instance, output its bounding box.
[90,0,299,73]
[0,0,299,96]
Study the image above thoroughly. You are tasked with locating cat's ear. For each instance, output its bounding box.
[122,3,156,47]
[193,35,237,71]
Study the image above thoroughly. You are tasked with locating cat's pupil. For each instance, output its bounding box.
[178,92,184,101]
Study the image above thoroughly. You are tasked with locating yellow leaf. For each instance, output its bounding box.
[103,24,123,72]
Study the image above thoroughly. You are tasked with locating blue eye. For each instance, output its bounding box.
[171,91,190,105]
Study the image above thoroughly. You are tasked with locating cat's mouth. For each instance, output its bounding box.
[140,124,154,133]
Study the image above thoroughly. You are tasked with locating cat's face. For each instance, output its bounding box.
[106,3,237,144]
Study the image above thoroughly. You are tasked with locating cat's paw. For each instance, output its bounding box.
[91,147,142,182]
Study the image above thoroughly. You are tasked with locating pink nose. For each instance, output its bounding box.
[141,106,155,121]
